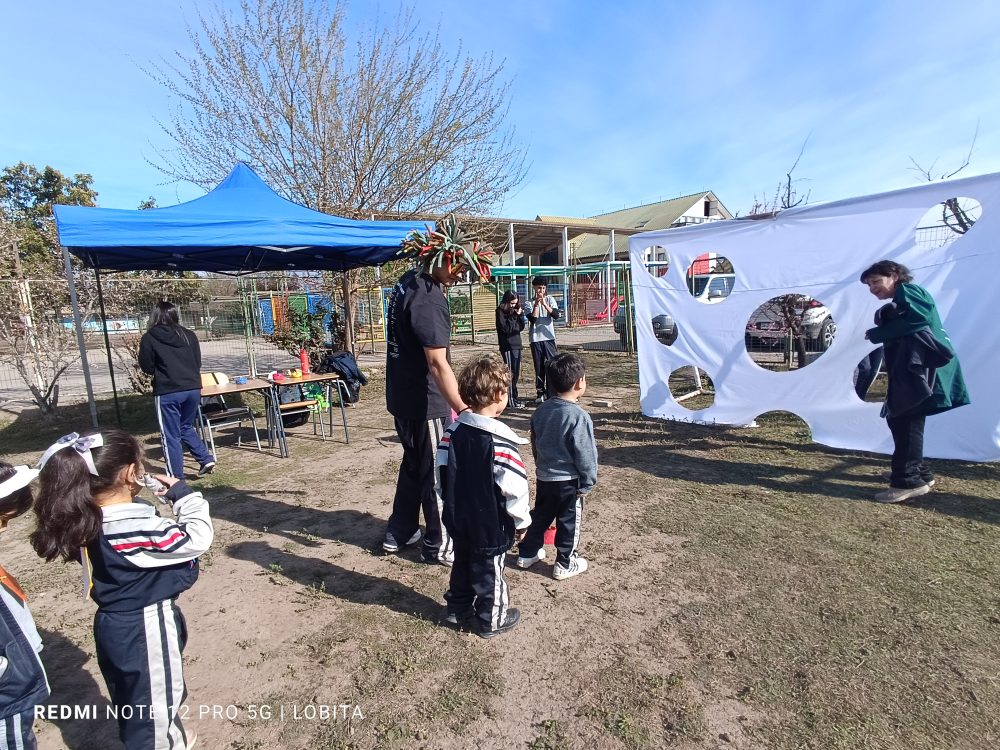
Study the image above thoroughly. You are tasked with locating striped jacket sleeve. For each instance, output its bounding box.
[104,482,214,568]
[493,437,531,529]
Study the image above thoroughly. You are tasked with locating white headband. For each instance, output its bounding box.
[37,432,105,476]
[0,465,39,498]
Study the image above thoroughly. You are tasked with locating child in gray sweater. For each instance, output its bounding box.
[516,353,597,579]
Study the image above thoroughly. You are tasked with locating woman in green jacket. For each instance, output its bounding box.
[861,260,970,503]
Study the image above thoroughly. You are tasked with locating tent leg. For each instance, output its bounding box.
[63,247,98,427]
[94,268,123,427]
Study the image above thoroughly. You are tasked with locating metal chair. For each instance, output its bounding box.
[199,373,263,455]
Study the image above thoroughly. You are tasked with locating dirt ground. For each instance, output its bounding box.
[2,347,998,750]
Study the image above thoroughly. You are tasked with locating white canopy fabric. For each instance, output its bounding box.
[627,171,1000,461]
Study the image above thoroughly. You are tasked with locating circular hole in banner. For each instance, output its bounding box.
[745,294,837,370]
[616,310,679,349]
[915,197,981,249]
[638,245,671,277]
[668,366,715,410]
[852,348,886,403]
[685,253,735,304]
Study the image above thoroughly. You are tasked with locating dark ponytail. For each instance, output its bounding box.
[31,429,144,563]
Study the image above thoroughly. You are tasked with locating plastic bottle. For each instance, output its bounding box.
[299,349,311,375]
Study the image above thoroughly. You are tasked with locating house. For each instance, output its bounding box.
[537,191,733,265]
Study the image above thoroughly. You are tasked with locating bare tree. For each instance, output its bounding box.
[909,122,980,236]
[744,140,814,368]
[148,0,527,352]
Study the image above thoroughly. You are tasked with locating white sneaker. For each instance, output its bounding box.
[874,484,931,504]
[881,470,935,488]
[553,556,588,580]
[383,528,422,553]
[516,549,545,569]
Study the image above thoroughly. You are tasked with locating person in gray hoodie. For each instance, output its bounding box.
[516,353,597,580]
[138,301,215,478]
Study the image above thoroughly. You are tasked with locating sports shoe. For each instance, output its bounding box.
[444,608,474,626]
[421,549,454,567]
[553,556,589,580]
[881,470,935,488]
[874,484,931,504]
[478,607,521,639]
[383,528,422,553]
[516,549,545,569]
[197,461,216,477]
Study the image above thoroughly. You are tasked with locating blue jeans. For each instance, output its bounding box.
[155,389,214,478]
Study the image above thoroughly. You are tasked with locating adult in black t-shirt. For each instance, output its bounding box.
[383,263,469,564]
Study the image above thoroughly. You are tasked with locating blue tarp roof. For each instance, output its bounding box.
[53,163,425,272]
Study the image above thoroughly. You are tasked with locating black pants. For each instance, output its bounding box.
[530,340,558,398]
[445,545,509,633]
[500,348,522,405]
[886,414,932,488]
[94,600,190,750]
[518,479,583,567]
[387,417,448,556]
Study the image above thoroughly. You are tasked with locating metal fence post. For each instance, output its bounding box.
[62,247,99,427]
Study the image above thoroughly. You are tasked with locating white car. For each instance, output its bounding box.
[745,296,836,351]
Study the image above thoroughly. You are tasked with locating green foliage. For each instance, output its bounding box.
[264,302,330,359]
[448,294,471,315]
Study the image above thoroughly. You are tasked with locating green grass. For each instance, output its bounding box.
[611,410,1000,750]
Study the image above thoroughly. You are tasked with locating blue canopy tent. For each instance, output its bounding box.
[53,163,425,425]
[54,162,424,273]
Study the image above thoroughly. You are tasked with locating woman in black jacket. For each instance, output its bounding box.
[138,301,216,478]
[495,290,527,409]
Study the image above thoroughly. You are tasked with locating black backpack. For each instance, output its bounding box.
[276,383,311,427]
[316,351,368,404]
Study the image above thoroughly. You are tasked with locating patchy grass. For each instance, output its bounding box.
[5,345,998,750]
[601,408,1000,750]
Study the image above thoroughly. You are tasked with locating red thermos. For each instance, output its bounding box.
[299,349,310,375]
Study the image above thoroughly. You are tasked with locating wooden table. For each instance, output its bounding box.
[267,371,351,455]
[200,378,285,456]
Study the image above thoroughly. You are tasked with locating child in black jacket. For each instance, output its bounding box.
[0,461,49,749]
[495,291,527,408]
[437,356,531,638]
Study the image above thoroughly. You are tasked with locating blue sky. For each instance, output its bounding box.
[3,0,999,219]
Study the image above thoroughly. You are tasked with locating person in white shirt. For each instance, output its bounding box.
[525,277,560,401]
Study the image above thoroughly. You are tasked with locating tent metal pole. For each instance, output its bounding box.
[94,267,123,427]
[62,247,99,427]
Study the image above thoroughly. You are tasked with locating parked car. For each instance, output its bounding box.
[614,302,677,348]
[688,273,735,303]
[745,296,836,351]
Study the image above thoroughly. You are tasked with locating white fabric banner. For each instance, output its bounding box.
[627,172,1000,461]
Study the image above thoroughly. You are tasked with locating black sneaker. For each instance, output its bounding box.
[383,529,422,553]
[197,461,216,477]
[478,607,521,639]
[421,548,454,567]
[443,607,475,626]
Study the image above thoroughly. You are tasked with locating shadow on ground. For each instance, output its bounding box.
[38,628,120,750]
[226,540,442,620]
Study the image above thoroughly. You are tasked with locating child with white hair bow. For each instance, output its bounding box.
[31,429,213,750]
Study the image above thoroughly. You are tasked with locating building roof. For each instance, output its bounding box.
[571,192,733,261]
